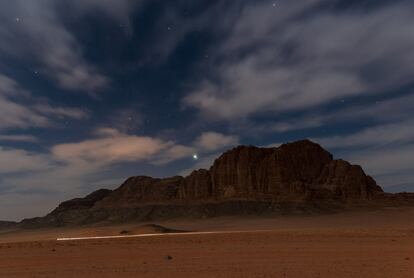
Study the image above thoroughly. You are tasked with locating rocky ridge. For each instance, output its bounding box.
[19,140,403,228]
[0,221,17,230]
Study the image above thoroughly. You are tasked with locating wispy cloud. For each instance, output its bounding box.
[0,127,231,219]
[240,92,414,135]
[0,134,39,143]
[194,131,239,152]
[33,104,88,120]
[183,1,414,120]
[52,128,171,165]
[0,0,139,93]
[314,120,414,150]
[313,118,414,191]
[0,147,51,174]
[0,74,89,130]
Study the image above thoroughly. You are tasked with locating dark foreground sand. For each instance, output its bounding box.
[1,207,413,278]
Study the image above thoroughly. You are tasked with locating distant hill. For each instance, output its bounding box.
[0,221,17,230]
[18,140,413,228]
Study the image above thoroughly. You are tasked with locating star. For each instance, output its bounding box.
[15,17,20,22]
[193,154,199,160]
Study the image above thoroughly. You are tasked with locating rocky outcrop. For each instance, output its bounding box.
[209,146,274,198]
[20,140,391,228]
[209,141,335,199]
[50,189,112,215]
[0,221,17,230]
[314,159,381,200]
[178,169,212,200]
[19,189,113,228]
[95,176,183,208]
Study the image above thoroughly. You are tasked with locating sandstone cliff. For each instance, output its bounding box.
[21,140,388,227]
[98,140,381,205]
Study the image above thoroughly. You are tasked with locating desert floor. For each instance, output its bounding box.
[1,207,413,278]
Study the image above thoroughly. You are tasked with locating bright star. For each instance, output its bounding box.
[193,154,199,160]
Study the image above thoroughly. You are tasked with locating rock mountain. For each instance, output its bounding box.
[20,140,397,227]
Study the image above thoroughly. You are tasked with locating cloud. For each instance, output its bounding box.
[153,145,195,165]
[313,119,414,191]
[183,1,414,120]
[179,131,240,175]
[0,128,237,216]
[0,156,108,220]
[0,75,48,129]
[314,120,414,150]
[0,135,38,143]
[195,131,239,152]
[0,0,139,92]
[179,152,220,177]
[342,143,414,192]
[33,104,88,120]
[0,96,49,130]
[51,129,239,168]
[0,193,61,221]
[0,74,89,130]
[0,125,214,220]
[0,126,196,220]
[52,129,170,164]
[0,75,27,97]
[52,128,198,166]
[242,92,414,135]
[0,147,51,174]
[348,144,414,178]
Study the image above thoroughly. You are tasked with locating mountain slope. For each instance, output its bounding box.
[0,221,17,230]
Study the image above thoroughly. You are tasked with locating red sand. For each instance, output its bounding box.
[1,207,413,278]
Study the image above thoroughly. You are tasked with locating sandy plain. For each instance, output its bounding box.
[1,207,413,278]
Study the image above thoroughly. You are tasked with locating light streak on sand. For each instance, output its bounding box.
[56,230,269,241]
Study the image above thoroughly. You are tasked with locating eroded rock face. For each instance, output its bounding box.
[178,169,212,200]
[209,146,274,198]
[314,159,381,200]
[95,176,183,208]
[207,140,383,201]
[50,189,112,215]
[265,140,334,195]
[22,140,387,227]
[94,140,382,207]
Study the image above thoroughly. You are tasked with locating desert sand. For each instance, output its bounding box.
[1,207,413,278]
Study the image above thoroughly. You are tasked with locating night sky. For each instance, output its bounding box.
[1,0,413,220]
